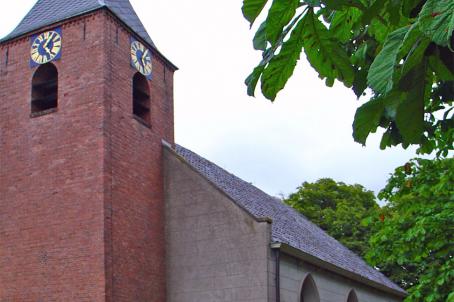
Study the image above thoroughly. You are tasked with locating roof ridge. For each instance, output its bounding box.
[175,144,278,199]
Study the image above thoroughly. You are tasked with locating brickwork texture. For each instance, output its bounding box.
[0,10,174,302]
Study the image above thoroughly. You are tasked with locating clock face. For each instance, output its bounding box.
[130,40,152,78]
[30,29,62,66]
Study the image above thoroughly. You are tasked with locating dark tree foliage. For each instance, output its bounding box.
[243,0,453,156]
[284,178,379,257]
[366,158,454,301]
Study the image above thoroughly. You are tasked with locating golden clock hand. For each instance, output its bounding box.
[43,37,51,51]
[141,49,148,66]
[41,41,52,57]
[44,47,52,57]
[43,33,54,53]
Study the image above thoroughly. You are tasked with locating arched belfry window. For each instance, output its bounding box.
[347,290,359,302]
[31,63,58,115]
[132,72,150,125]
[300,274,320,302]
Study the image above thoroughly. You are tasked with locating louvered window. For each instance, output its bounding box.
[31,63,58,116]
[132,72,150,125]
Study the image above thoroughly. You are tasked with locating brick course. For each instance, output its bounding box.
[0,9,174,301]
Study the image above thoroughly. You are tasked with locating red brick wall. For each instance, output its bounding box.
[0,12,107,301]
[0,9,174,302]
[103,12,174,302]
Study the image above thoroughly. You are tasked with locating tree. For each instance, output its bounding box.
[242,0,453,156]
[366,158,454,301]
[284,178,379,257]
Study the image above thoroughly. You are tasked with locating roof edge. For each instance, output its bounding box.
[273,242,407,298]
[0,6,105,44]
[102,8,178,71]
[173,143,406,297]
[162,143,272,224]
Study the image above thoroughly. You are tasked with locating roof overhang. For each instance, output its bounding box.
[271,242,407,298]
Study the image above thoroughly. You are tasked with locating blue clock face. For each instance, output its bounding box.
[30,29,62,66]
[130,40,152,78]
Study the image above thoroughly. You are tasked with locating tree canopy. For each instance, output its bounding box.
[284,178,379,257]
[284,166,454,301]
[366,158,454,301]
[242,0,453,156]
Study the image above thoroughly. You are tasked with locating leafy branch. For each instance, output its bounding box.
[243,0,454,156]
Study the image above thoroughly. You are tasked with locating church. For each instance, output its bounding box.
[0,1,406,301]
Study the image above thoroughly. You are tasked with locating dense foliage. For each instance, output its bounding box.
[284,178,379,257]
[366,158,454,301]
[242,0,453,156]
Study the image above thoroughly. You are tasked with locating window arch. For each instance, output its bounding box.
[347,290,359,302]
[300,274,320,302]
[31,63,58,114]
[132,72,150,124]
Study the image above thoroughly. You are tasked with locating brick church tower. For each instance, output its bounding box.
[0,1,176,301]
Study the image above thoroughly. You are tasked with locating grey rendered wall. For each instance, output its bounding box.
[271,253,402,302]
[164,149,272,302]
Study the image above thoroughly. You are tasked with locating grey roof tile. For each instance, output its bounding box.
[175,144,406,295]
[1,0,155,46]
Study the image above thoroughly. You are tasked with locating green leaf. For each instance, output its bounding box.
[260,17,306,100]
[360,216,373,226]
[380,129,392,149]
[330,8,362,43]
[368,19,390,43]
[352,43,368,66]
[429,55,454,81]
[245,64,266,96]
[353,97,386,144]
[362,0,388,25]
[266,0,300,45]
[354,92,406,144]
[304,0,321,6]
[368,26,409,94]
[385,0,402,26]
[396,63,427,144]
[325,77,335,87]
[321,0,366,10]
[383,93,403,120]
[400,23,424,56]
[401,37,431,78]
[353,68,368,98]
[402,0,423,17]
[242,0,269,26]
[302,10,355,87]
[418,0,454,47]
[253,21,268,50]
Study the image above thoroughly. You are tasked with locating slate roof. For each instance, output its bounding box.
[175,144,406,296]
[0,0,155,46]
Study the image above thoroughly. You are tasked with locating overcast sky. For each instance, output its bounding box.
[0,1,420,198]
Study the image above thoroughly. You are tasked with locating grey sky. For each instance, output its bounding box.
[0,1,419,198]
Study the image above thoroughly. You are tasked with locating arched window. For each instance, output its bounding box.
[347,290,359,302]
[300,274,320,302]
[132,72,150,125]
[31,63,58,114]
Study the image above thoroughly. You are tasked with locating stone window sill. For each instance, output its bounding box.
[30,107,58,118]
[133,115,152,129]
